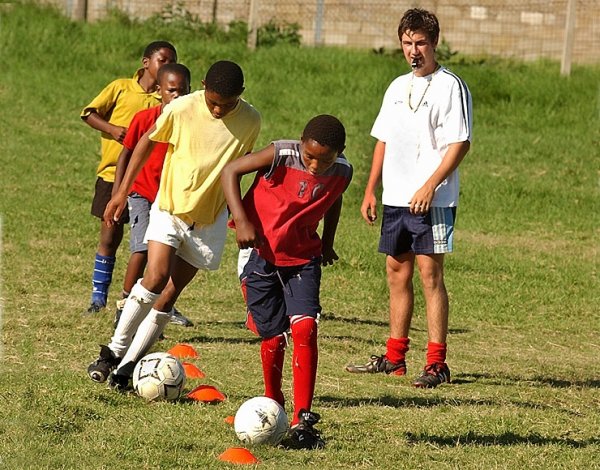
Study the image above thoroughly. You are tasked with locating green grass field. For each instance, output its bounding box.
[1,4,599,469]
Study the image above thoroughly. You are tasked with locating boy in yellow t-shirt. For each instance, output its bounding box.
[81,41,177,315]
[86,61,261,388]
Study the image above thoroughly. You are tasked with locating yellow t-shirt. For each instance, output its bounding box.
[81,69,161,182]
[150,90,261,225]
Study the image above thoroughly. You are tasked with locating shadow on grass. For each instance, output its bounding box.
[318,394,549,411]
[404,431,600,448]
[454,372,600,388]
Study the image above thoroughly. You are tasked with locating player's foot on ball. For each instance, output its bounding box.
[413,362,451,388]
[286,409,325,450]
[170,307,194,327]
[87,345,121,383]
[84,301,105,315]
[345,354,407,376]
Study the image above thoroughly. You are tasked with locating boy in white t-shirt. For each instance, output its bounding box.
[86,61,261,389]
[346,8,472,388]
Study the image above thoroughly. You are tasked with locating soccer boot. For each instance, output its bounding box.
[84,300,105,315]
[413,362,451,388]
[287,409,325,450]
[87,345,121,383]
[345,354,407,376]
[108,371,132,391]
[170,307,194,327]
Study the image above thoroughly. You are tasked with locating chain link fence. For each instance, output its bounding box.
[55,0,600,65]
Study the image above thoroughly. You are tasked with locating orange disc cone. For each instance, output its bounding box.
[182,361,205,379]
[224,415,235,425]
[187,385,226,403]
[168,343,199,359]
[218,447,259,465]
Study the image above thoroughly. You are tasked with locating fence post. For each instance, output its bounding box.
[560,0,576,76]
[70,0,87,21]
[247,0,259,50]
[315,0,325,46]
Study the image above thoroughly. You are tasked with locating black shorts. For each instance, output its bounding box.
[241,250,322,338]
[91,177,129,223]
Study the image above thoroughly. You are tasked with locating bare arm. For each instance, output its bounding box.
[410,140,471,214]
[104,125,157,225]
[221,144,276,249]
[321,195,343,266]
[112,146,133,197]
[361,140,385,225]
[83,111,128,143]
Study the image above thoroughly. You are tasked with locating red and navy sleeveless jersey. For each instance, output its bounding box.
[242,140,353,266]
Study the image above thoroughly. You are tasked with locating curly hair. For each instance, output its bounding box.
[143,41,177,60]
[157,63,191,87]
[302,115,346,153]
[398,8,440,44]
[204,60,245,98]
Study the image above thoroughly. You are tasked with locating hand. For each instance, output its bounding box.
[110,125,128,144]
[235,220,262,249]
[409,184,434,215]
[321,246,339,266]
[360,193,378,225]
[103,193,128,226]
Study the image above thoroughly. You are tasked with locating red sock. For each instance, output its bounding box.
[261,335,286,407]
[385,337,410,364]
[290,316,318,426]
[426,342,447,366]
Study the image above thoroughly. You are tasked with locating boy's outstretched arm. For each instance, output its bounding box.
[321,195,343,266]
[221,144,276,249]
[83,111,128,144]
[104,126,157,225]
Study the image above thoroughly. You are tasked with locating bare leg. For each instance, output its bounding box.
[415,254,448,344]
[386,253,416,338]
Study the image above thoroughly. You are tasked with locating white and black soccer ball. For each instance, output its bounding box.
[234,396,289,446]
[132,352,186,401]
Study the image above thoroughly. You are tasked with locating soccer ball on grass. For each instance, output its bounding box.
[234,396,289,445]
[132,352,186,401]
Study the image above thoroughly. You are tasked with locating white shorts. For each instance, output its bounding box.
[144,202,228,271]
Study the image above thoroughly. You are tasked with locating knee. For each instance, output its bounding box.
[142,270,169,294]
[290,316,317,347]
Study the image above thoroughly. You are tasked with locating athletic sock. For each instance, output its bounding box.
[261,334,286,407]
[290,316,318,426]
[115,308,171,377]
[90,253,115,306]
[385,337,410,364]
[426,341,447,366]
[108,281,159,358]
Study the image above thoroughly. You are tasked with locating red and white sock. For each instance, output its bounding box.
[260,334,286,406]
[290,315,318,426]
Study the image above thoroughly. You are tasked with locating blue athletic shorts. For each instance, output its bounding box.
[241,250,322,338]
[127,193,152,253]
[378,205,457,256]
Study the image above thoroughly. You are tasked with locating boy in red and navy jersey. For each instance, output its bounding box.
[221,115,353,450]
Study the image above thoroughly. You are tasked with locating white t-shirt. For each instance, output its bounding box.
[371,66,472,207]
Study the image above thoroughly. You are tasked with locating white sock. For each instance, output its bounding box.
[108,281,159,357]
[114,308,171,376]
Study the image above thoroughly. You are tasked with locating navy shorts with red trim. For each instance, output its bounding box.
[240,250,322,338]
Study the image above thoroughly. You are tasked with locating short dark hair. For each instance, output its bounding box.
[143,41,177,60]
[302,115,346,153]
[398,8,440,44]
[204,60,245,98]
[157,63,191,87]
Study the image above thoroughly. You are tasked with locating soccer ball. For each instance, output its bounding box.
[132,352,186,401]
[234,396,289,446]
